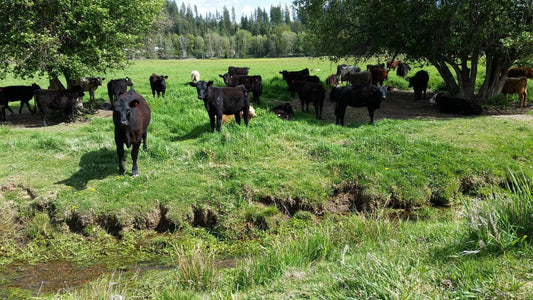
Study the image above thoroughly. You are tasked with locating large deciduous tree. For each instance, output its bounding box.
[295,0,533,99]
[0,0,164,85]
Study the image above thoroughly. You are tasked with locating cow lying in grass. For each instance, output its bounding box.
[222,106,256,123]
[189,80,250,133]
[429,92,482,115]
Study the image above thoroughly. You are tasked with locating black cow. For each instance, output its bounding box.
[396,62,411,77]
[270,103,295,120]
[0,90,7,122]
[113,88,151,176]
[189,80,250,133]
[107,77,133,104]
[34,86,85,126]
[0,83,41,115]
[70,77,105,102]
[289,80,325,120]
[219,73,262,105]
[429,92,482,115]
[407,70,429,101]
[228,66,249,75]
[330,85,387,125]
[149,74,168,98]
[279,68,310,97]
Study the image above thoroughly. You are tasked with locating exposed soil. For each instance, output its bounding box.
[281,89,533,124]
[2,90,532,128]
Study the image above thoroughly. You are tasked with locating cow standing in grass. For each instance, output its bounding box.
[189,80,250,133]
[113,88,151,176]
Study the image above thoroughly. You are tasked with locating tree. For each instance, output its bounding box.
[235,30,253,58]
[0,0,164,84]
[295,0,533,99]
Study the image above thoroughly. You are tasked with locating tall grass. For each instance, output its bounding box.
[463,172,533,252]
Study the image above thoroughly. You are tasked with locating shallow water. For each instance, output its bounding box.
[0,259,173,298]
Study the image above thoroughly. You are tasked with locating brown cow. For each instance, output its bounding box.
[371,68,389,86]
[507,67,533,78]
[502,77,528,107]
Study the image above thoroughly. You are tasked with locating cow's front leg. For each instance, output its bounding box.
[117,143,126,174]
[131,143,141,177]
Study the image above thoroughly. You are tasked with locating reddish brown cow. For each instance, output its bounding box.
[507,67,533,78]
[387,60,402,70]
[371,68,389,86]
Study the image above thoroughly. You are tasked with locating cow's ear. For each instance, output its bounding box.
[208,81,214,87]
[189,82,197,87]
[130,100,140,108]
[164,76,168,79]
[219,74,223,78]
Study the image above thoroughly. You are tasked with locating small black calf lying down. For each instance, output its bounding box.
[270,103,295,120]
[429,92,482,115]
[330,84,387,125]
[189,80,250,133]
[113,88,151,176]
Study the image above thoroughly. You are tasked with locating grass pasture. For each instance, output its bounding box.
[1,57,533,298]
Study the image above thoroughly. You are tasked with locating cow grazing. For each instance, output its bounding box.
[290,80,325,120]
[149,74,168,98]
[270,103,295,120]
[107,77,133,105]
[219,73,263,105]
[223,106,256,123]
[279,68,310,97]
[228,66,249,75]
[34,86,85,126]
[507,67,533,78]
[408,70,429,101]
[189,80,250,133]
[396,62,411,78]
[330,85,387,125]
[501,77,528,107]
[387,60,402,70]
[326,74,339,86]
[70,77,105,102]
[191,70,200,82]
[343,70,371,86]
[113,88,151,176]
[0,83,41,115]
[429,92,482,115]
[371,68,389,86]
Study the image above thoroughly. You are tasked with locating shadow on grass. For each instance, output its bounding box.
[56,148,117,190]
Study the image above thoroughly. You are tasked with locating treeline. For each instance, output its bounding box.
[137,0,312,59]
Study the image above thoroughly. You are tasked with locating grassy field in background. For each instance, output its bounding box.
[1,57,533,298]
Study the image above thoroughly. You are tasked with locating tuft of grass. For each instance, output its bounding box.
[463,171,533,252]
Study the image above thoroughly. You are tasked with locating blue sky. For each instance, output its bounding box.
[178,0,294,21]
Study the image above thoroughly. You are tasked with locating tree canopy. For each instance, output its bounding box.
[295,0,533,98]
[0,0,164,82]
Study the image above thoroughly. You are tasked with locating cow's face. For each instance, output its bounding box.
[113,96,139,127]
[189,80,212,100]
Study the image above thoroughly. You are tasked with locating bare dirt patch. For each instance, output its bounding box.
[280,89,533,124]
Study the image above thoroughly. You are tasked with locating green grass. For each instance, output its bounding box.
[1,58,533,298]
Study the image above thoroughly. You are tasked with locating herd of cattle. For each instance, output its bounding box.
[0,63,530,175]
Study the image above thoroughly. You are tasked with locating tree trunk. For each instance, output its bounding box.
[479,54,512,100]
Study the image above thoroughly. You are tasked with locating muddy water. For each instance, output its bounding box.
[0,259,173,298]
[0,261,107,296]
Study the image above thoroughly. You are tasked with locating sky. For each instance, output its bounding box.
[178,0,295,21]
